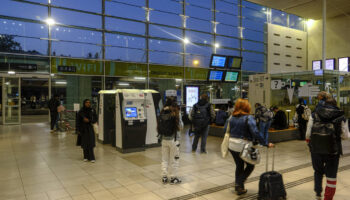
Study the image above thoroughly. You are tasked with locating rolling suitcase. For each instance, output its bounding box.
[258,147,287,200]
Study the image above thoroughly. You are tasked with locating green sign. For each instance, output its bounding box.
[51,58,103,75]
[185,67,208,80]
[105,61,147,77]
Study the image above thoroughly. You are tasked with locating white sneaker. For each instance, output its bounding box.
[83,159,88,162]
[90,160,95,163]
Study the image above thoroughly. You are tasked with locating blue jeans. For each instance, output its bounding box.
[192,125,209,152]
[259,121,271,145]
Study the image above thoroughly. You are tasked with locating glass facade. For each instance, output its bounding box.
[0,0,306,118]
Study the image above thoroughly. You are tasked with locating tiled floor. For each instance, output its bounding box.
[1,123,350,200]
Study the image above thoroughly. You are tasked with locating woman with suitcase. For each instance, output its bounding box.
[225,98,274,195]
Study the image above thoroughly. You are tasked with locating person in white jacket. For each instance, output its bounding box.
[305,97,348,200]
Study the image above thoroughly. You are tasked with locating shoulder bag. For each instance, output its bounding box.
[240,116,261,165]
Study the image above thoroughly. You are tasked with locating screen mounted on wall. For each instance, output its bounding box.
[210,55,227,68]
[226,56,242,69]
[325,59,335,70]
[339,57,349,72]
[185,86,199,114]
[224,71,239,82]
[312,60,322,70]
[208,70,224,81]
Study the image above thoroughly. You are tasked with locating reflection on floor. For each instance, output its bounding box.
[0,123,350,200]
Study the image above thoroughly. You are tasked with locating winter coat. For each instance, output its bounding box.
[306,105,347,155]
[76,107,97,149]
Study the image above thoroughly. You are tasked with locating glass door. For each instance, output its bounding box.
[2,77,21,124]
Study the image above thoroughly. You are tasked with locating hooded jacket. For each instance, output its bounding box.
[306,105,346,155]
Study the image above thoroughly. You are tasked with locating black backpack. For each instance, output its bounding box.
[310,113,339,154]
[157,109,176,138]
[192,103,210,131]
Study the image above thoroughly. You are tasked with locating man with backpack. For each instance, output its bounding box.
[294,98,311,140]
[255,103,273,145]
[48,94,60,132]
[306,97,348,200]
[189,94,215,154]
[157,97,183,184]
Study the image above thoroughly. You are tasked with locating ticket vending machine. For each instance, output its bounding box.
[98,89,161,153]
[116,90,147,153]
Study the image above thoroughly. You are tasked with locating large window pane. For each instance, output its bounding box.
[0,19,48,38]
[216,36,239,49]
[106,17,145,35]
[105,34,145,49]
[52,41,101,58]
[217,24,239,37]
[106,1,145,21]
[216,48,240,56]
[271,9,287,26]
[242,7,266,22]
[112,0,145,7]
[149,25,183,40]
[185,54,210,68]
[187,0,211,8]
[242,0,265,11]
[290,15,305,31]
[150,39,182,53]
[216,0,239,15]
[187,18,212,33]
[242,51,264,63]
[150,0,181,13]
[243,18,265,32]
[52,8,101,28]
[186,5,211,20]
[106,47,146,62]
[242,61,264,72]
[243,29,264,42]
[150,11,182,27]
[0,0,47,21]
[150,51,183,66]
[52,26,102,44]
[1,37,48,55]
[243,40,264,52]
[186,31,212,45]
[216,13,239,27]
[51,0,102,13]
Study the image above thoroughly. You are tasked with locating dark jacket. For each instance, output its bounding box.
[310,105,345,155]
[48,98,60,113]
[272,110,288,130]
[215,110,228,126]
[190,99,216,125]
[228,115,266,146]
[77,107,97,149]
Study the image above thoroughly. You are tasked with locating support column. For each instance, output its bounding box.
[322,0,326,80]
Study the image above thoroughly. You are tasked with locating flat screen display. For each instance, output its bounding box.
[125,107,137,118]
[227,56,242,69]
[325,59,335,70]
[312,60,322,70]
[314,69,323,76]
[225,71,239,82]
[185,86,199,114]
[208,70,224,81]
[210,55,227,68]
[339,57,349,72]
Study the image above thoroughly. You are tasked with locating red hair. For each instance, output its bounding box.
[232,98,251,117]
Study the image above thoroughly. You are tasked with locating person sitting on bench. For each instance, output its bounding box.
[271,106,288,130]
[215,105,228,126]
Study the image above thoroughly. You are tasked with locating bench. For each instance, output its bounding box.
[208,124,300,143]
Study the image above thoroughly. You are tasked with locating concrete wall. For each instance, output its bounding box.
[308,15,350,70]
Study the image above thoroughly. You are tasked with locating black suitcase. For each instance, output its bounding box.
[258,147,286,200]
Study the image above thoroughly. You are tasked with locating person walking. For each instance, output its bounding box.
[189,94,215,153]
[294,98,311,140]
[48,94,60,132]
[226,99,273,195]
[157,97,183,184]
[255,103,273,145]
[306,97,348,200]
[76,99,98,163]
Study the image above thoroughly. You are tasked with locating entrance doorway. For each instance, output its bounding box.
[1,74,50,125]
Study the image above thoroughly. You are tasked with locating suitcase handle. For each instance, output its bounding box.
[266,146,275,172]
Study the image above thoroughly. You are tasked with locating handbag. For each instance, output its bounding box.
[93,123,99,135]
[240,116,261,165]
[221,117,232,158]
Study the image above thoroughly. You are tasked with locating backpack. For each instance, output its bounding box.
[302,107,311,121]
[310,114,339,154]
[192,103,210,131]
[157,109,176,138]
[258,106,273,122]
[262,109,274,121]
